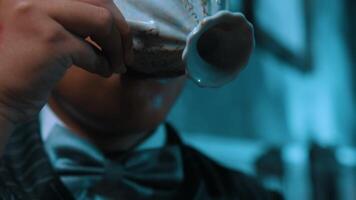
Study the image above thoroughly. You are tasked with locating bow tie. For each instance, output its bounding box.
[44,125,184,200]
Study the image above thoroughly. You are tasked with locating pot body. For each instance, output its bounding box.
[114,0,254,87]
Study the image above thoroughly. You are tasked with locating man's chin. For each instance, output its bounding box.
[123,68,186,80]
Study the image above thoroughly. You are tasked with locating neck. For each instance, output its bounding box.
[48,98,150,152]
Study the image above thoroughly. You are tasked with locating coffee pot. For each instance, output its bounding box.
[114,0,254,87]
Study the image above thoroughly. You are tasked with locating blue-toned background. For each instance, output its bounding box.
[169,0,356,199]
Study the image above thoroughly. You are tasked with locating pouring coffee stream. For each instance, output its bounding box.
[117,0,254,88]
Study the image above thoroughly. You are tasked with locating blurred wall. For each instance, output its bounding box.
[167,1,356,199]
[168,0,356,146]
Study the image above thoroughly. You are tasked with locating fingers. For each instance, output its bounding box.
[67,35,112,77]
[75,0,134,65]
[103,0,134,65]
[41,0,128,73]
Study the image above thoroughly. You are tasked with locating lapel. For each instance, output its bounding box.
[165,123,208,200]
[165,123,236,200]
[3,118,74,200]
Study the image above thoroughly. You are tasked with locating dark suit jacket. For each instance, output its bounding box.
[0,119,283,199]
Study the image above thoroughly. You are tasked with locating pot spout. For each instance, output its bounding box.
[183,11,255,87]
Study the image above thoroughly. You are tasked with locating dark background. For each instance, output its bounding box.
[169,0,356,199]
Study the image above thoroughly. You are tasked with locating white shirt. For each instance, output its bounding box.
[39,105,167,151]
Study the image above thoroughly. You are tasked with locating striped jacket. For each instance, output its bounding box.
[0,119,283,199]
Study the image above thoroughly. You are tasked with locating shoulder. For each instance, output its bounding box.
[181,145,284,200]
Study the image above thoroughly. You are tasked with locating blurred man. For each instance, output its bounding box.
[0,0,281,199]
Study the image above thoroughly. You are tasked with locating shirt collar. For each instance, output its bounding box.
[39,105,167,150]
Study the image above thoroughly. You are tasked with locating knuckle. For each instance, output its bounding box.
[40,25,66,44]
[13,1,36,16]
[67,39,82,55]
[96,8,114,35]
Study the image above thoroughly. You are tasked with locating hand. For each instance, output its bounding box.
[0,0,133,124]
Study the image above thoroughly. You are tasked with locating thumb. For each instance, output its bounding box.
[67,35,114,77]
